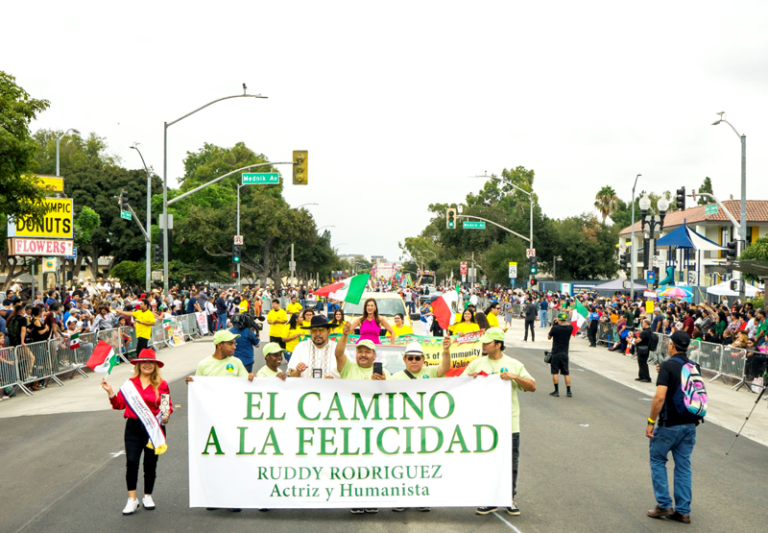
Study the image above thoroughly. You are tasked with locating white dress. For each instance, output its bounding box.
[287,339,341,379]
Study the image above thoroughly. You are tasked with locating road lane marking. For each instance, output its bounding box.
[110,451,125,458]
[493,511,523,532]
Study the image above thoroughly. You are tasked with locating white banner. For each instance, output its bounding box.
[188,377,511,509]
[195,312,209,335]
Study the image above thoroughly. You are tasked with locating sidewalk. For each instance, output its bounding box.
[0,339,215,419]
[501,315,768,447]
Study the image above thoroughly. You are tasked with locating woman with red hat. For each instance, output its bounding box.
[101,348,172,515]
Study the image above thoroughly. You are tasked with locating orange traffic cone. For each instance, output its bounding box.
[625,342,633,356]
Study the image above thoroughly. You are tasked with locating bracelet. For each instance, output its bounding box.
[647,418,656,425]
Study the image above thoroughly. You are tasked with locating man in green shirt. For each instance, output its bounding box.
[464,327,536,518]
[335,323,391,380]
[256,342,288,380]
[185,330,255,383]
[391,339,451,380]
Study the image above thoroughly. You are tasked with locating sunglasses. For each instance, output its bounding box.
[406,355,423,361]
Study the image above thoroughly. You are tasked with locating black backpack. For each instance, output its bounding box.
[649,333,660,352]
[7,316,23,341]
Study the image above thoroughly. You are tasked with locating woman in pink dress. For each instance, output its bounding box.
[350,299,396,345]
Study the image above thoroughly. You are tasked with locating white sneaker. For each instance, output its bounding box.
[123,498,140,515]
[142,495,156,510]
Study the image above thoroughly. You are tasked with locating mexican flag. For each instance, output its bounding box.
[571,300,588,337]
[314,273,370,305]
[69,332,80,349]
[86,341,120,374]
[432,283,461,330]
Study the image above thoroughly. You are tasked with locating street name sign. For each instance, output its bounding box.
[121,210,132,220]
[705,204,718,215]
[242,172,280,185]
[463,221,485,229]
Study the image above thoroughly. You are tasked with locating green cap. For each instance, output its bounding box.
[558,312,569,321]
[479,327,505,343]
[263,342,284,356]
[213,330,240,345]
[356,339,377,352]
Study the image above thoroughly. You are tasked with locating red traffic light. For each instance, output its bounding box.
[231,271,238,279]
[530,279,536,286]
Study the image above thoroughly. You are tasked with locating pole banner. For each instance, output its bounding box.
[188,377,511,509]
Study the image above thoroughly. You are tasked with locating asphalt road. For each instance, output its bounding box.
[1,345,765,533]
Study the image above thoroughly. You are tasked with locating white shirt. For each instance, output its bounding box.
[287,339,341,379]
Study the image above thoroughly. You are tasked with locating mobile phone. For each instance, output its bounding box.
[373,361,383,375]
[312,368,323,379]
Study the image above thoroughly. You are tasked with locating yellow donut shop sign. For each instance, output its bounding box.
[7,198,73,239]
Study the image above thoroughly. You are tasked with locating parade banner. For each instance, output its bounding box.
[188,377,511,509]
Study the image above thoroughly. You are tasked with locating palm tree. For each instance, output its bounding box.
[594,186,620,224]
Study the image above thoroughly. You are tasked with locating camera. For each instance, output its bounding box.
[230,313,264,331]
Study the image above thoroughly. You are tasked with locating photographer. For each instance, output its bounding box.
[229,313,262,373]
[547,312,573,397]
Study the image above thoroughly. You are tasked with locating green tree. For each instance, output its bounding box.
[0,71,50,223]
[551,214,619,279]
[697,177,714,205]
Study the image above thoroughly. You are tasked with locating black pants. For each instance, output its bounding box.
[524,320,535,341]
[637,352,651,381]
[125,418,161,493]
[588,323,598,346]
[512,432,519,498]
[269,336,286,349]
[135,337,149,359]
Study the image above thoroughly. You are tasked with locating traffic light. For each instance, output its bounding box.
[153,244,162,263]
[529,256,538,275]
[530,278,536,287]
[232,243,242,264]
[119,190,129,210]
[676,187,686,211]
[726,240,738,260]
[446,208,457,229]
[158,231,172,262]
[292,150,308,185]
[619,251,629,271]
[231,269,239,280]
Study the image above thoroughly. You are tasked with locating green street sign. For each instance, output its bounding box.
[463,221,486,229]
[242,172,280,185]
[121,210,132,220]
[705,204,718,215]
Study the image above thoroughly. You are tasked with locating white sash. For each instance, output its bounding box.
[120,380,168,455]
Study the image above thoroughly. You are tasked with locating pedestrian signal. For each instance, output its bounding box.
[530,278,536,286]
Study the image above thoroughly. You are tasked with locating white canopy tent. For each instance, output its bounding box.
[706,280,762,297]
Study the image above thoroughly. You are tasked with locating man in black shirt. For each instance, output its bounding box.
[523,299,537,342]
[634,319,653,383]
[646,331,697,524]
[547,312,573,397]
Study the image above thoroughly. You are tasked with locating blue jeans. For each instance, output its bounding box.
[539,309,547,328]
[216,314,227,331]
[649,424,696,515]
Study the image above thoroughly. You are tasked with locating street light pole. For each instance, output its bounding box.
[162,86,267,294]
[56,128,80,177]
[630,174,641,301]
[712,114,747,251]
[130,144,152,293]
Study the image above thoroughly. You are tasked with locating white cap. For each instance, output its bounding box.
[404,342,424,355]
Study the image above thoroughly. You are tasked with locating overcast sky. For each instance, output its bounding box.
[5,1,768,262]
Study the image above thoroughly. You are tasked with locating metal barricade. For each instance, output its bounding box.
[0,345,29,397]
[719,346,748,386]
[15,339,62,391]
[597,322,617,346]
[178,313,200,341]
[693,340,722,376]
[120,326,138,358]
[150,323,170,350]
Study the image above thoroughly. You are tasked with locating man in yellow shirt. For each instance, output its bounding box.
[286,296,303,316]
[117,299,156,358]
[267,299,288,348]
